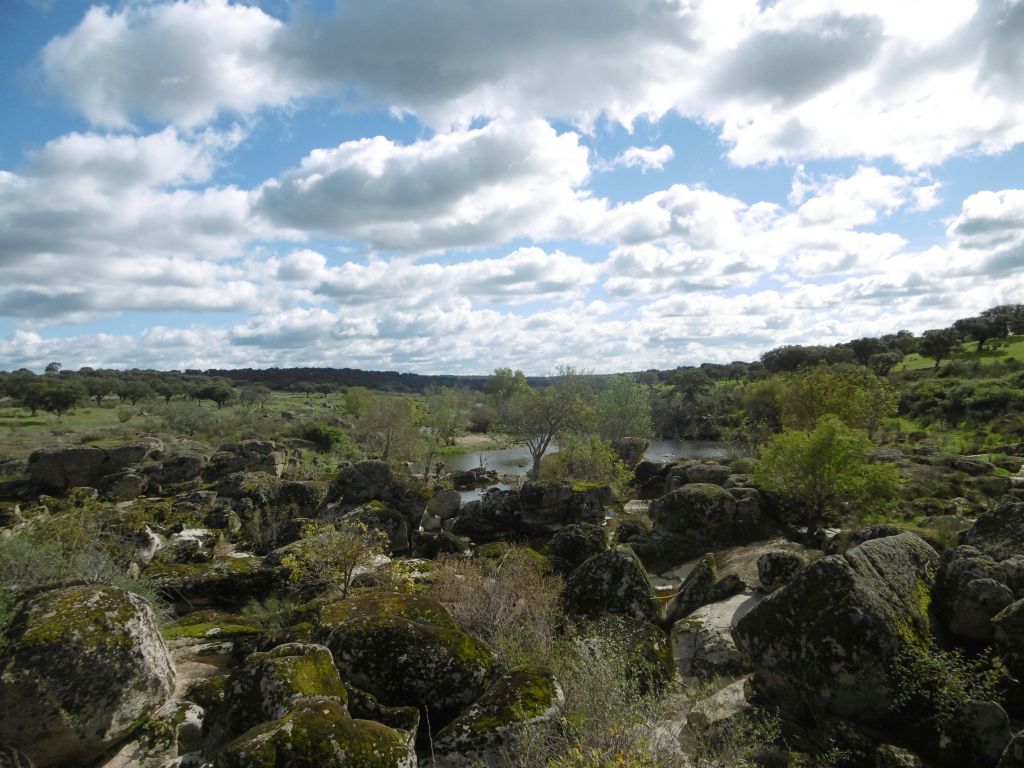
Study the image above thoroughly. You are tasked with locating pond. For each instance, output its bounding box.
[446,438,727,501]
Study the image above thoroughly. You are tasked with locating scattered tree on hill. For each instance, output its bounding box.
[239,384,271,409]
[44,362,61,375]
[753,416,898,540]
[776,365,898,436]
[84,377,112,406]
[40,380,87,417]
[919,328,961,369]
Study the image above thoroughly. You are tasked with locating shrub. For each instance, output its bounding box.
[428,546,563,668]
[281,521,389,599]
[891,642,1007,733]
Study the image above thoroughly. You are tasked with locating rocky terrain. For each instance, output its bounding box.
[0,437,1023,767]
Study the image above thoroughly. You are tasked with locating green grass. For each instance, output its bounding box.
[896,335,1024,372]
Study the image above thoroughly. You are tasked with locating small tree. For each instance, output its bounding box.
[919,328,961,369]
[753,416,898,539]
[426,386,471,445]
[281,521,389,599]
[42,380,87,417]
[503,379,592,478]
[357,394,420,463]
[594,375,653,443]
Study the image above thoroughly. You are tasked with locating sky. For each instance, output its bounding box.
[1,0,1023,375]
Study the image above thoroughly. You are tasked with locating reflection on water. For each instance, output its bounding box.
[448,439,726,502]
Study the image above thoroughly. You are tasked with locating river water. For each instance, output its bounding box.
[445,438,726,500]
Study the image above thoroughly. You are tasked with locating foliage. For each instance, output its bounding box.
[775,365,898,435]
[426,385,472,445]
[356,394,421,463]
[344,386,374,416]
[503,374,594,477]
[594,375,653,443]
[295,422,360,458]
[891,643,1007,734]
[281,521,389,599]
[919,328,961,369]
[485,366,528,409]
[540,437,631,495]
[428,546,564,668]
[0,504,168,622]
[753,416,898,535]
[158,401,214,437]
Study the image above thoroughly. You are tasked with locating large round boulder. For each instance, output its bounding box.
[433,665,563,766]
[318,593,497,727]
[545,523,606,577]
[216,697,416,768]
[562,546,660,623]
[630,483,774,573]
[0,584,176,767]
[733,533,938,723]
[28,444,152,492]
[220,643,347,738]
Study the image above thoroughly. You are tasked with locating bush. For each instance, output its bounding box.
[295,422,360,458]
[281,521,389,599]
[891,642,1007,733]
[428,546,563,668]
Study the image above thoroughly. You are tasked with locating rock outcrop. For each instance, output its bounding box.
[630,483,774,573]
[318,593,497,727]
[433,666,563,766]
[562,546,660,623]
[0,584,176,767]
[733,533,938,723]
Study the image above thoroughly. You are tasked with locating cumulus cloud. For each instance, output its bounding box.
[607,145,675,173]
[36,0,1024,167]
[40,1,294,128]
[254,120,602,251]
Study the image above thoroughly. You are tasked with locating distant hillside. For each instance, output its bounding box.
[896,334,1024,371]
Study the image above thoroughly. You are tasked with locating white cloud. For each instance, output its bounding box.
[40,1,294,128]
[608,145,675,173]
[37,0,1024,168]
[254,119,602,251]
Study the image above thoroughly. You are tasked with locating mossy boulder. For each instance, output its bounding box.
[0,584,176,767]
[963,499,1024,560]
[215,471,323,513]
[221,643,347,737]
[934,545,1023,642]
[433,665,563,766]
[630,483,774,572]
[345,503,411,555]
[322,460,394,507]
[994,598,1024,682]
[318,592,498,727]
[662,552,745,629]
[545,523,606,577]
[562,546,660,623]
[732,533,938,723]
[450,488,525,542]
[28,443,154,492]
[145,554,275,608]
[473,542,552,575]
[757,550,807,593]
[345,684,420,737]
[215,697,415,768]
[571,615,674,694]
[204,440,289,481]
